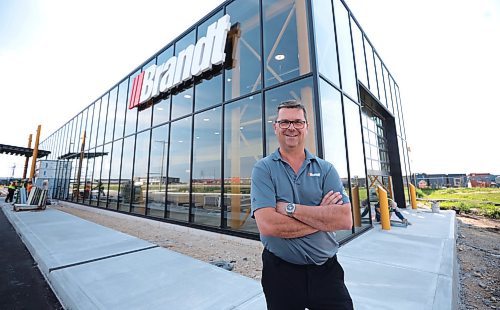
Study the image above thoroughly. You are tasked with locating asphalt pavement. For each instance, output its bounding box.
[0,199,62,309]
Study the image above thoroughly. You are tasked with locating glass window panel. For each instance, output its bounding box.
[333,0,358,102]
[364,39,377,96]
[312,0,340,86]
[192,107,222,227]
[105,87,118,143]
[131,130,150,215]
[125,71,140,136]
[351,18,368,87]
[85,104,95,151]
[225,0,262,100]
[264,77,316,155]
[194,72,222,111]
[384,67,393,113]
[147,124,170,218]
[344,97,368,233]
[137,60,156,132]
[152,47,174,127]
[319,79,347,178]
[119,135,136,212]
[167,116,192,222]
[90,100,101,149]
[83,156,94,204]
[263,0,311,87]
[98,143,112,208]
[97,94,109,147]
[114,80,129,140]
[374,54,385,104]
[90,147,103,206]
[108,139,123,210]
[171,87,193,120]
[224,94,262,233]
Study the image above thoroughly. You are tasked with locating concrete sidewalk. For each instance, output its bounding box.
[1,201,457,310]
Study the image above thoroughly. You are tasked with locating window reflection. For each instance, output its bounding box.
[105,88,118,144]
[194,72,222,111]
[344,97,368,232]
[96,94,109,147]
[114,80,129,140]
[264,77,316,155]
[137,59,156,132]
[312,0,339,86]
[167,117,192,222]
[171,87,193,120]
[90,147,103,206]
[192,108,222,227]
[333,0,358,102]
[125,71,140,136]
[351,18,368,88]
[131,130,150,215]
[108,139,123,210]
[147,124,169,218]
[152,47,174,127]
[225,0,262,100]
[224,95,262,233]
[364,39,377,96]
[263,0,311,87]
[98,143,112,208]
[119,135,136,212]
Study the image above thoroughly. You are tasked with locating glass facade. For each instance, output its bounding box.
[39,0,411,241]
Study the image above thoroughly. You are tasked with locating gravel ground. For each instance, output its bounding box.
[457,214,500,310]
[51,204,264,280]
[51,203,500,309]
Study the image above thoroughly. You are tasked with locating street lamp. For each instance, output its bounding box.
[154,140,168,191]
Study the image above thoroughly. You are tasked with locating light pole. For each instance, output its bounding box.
[154,140,168,191]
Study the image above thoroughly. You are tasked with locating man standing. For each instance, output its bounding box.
[251,100,353,309]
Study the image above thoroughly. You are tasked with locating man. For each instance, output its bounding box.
[251,100,354,309]
[6,181,16,203]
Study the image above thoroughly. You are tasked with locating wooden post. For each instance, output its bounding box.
[29,125,41,181]
[23,134,33,179]
[352,186,361,227]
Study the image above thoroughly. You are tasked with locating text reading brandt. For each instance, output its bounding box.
[129,14,231,109]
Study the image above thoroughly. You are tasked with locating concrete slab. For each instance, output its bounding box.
[49,247,264,310]
[2,202,457,310]
[2,207,155,275]
[340,256,437,310]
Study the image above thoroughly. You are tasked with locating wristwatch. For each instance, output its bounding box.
[286,202,296,217]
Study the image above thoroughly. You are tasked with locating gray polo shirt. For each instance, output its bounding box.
[251,149,349,265]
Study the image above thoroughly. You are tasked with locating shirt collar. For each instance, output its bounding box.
[271,148,316,163]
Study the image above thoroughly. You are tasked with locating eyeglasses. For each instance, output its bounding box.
[275,120,307,129]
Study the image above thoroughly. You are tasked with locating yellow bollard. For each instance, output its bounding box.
[409,184,417,209]
[377,186,391,230]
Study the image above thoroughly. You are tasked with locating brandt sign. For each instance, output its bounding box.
[129,14,231,110]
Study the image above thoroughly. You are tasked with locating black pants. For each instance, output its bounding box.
[261,248,353,310]
[5,189,15,203]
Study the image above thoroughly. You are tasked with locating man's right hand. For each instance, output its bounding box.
[320,191,344,206]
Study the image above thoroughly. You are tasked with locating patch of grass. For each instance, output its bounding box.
[417,187,500,219]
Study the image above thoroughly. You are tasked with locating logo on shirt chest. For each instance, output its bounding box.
[308,172,321,177]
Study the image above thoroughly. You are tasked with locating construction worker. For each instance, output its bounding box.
[5,181,16,203]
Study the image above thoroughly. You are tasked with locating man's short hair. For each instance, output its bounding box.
[277,100,308,122]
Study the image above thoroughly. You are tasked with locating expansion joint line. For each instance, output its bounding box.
[48,245,159,273]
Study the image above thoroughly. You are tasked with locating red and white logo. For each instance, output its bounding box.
[129,14,231,110]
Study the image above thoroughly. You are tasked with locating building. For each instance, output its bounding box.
[414,173,467,189]
[38,0,412,241]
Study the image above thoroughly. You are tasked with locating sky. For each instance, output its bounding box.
[0,0,498,178]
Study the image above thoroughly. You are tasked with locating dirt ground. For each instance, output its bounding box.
[456,214,500,310]
[51,204,499,309]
